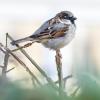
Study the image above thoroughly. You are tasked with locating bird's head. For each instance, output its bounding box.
[56,11,77,24]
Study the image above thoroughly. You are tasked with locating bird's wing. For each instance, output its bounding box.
[30,19,69,39]
[32,19,51,35]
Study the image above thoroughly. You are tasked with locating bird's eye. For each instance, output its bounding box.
[63,15,68,19]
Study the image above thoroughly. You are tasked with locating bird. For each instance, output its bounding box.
[11,11,77,50]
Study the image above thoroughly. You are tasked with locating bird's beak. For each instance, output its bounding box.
[73,17,77,20]
[69,16,77,21]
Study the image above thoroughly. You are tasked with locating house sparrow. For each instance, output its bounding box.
[11,11,77,50]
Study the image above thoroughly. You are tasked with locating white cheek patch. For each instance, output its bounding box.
[64,20,71,24]
[58,18,71,25]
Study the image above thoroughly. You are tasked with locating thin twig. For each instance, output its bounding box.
[45,75,72,88]
[11,42,34,52]
[55,49,63,95]
[0,43,41,86]
[63,75,72,88]
[6,67,15,73]
[6,33,39,86]
[6,33,8,47]
[55,75,72,84]
[71,86,80,97]
[1,34,9,79]
[0,47,6,54]
[7,34,58,90]
[2,51,9,78]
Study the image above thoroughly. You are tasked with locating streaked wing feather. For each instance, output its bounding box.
[50,27,69,38]
[31,19,69,39]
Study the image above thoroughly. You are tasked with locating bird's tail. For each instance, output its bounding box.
[11,36,34,45]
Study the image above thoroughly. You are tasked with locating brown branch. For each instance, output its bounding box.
[2,51,9,78]
[6,67,15,73]
[45,75,72,88]
[55,75,72,84]
[7,34,58,90]
[71,86,80,97]
[0,42,41,86]
[55,49,63,95]
[0,47,6,54]
[11,42,34,52]
[1,33,9,79]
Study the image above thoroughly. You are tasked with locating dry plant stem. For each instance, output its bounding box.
[2,34,9,79]
[46,75,72,88]
[71,86,80,97]
[2,51,9,79]
[6,33,37,86]
[6,67,15,73]
[55,49,63,95]
[7,34,58,90]
[0,47,6,53]
[12,42,34,52]
[55,75,72,84]
[0,43,41,86]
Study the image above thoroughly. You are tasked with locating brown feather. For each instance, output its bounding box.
[36,26,69,40]
[51,27,69,38]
